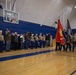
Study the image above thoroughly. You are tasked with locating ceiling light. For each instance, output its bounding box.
[74,5,76,9]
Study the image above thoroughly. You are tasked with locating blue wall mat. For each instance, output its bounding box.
[0,16,56,38]
[72,29,76,34]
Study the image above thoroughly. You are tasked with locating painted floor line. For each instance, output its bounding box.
[70,70,76,75]
[0,50,54,62]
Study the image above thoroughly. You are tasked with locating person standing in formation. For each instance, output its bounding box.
[0,30,4,53]
[5,28,11,51]
[72,33,76,52]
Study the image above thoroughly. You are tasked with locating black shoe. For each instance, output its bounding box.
[55,50,57,51]
[6,50,10,52]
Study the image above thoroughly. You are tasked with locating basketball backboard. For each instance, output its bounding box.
[3,9,19,24]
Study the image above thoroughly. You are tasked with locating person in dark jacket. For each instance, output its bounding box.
[66,35,72,51]
[13,32,18,50]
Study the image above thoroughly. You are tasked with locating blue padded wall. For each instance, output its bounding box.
[0,16,56,38]
[72,29,76,34]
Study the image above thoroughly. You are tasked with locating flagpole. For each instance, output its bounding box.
[40,0,57,26]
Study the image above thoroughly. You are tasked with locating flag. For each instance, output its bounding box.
[66,19,73,37]
[56,19,65,45]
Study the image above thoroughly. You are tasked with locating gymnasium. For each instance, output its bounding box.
[0,0,76,75]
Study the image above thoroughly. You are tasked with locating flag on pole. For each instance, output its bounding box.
[56,19,65,45]
[66,19,73,37]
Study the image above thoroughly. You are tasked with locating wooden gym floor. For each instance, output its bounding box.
[0,42,76,75]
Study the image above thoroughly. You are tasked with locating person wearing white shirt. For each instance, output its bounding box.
[30,34,35,49]
[20,34,25,49]
[39,33,42,48]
